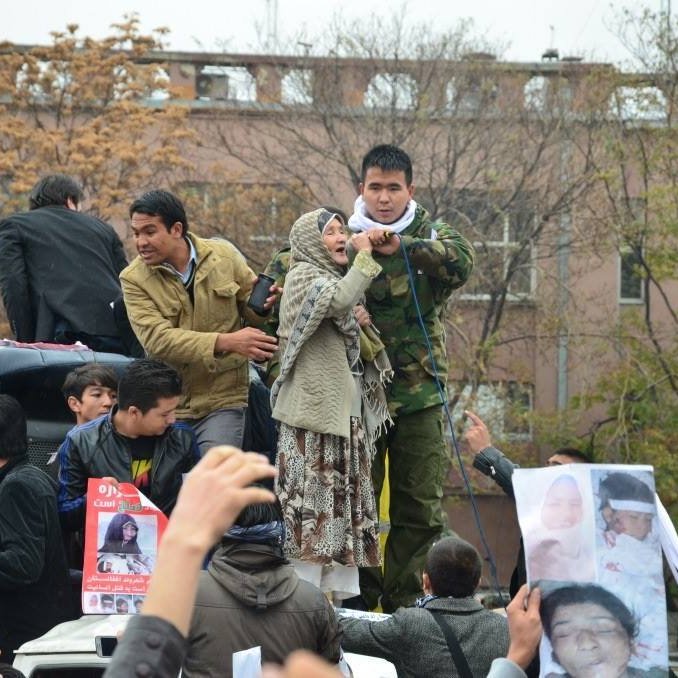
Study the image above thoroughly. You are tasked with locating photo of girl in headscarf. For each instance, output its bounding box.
[525,474,595,583]
[98,513,141,555]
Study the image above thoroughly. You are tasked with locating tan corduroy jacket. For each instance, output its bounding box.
[120,233,261,420]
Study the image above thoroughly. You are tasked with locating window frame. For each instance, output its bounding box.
[618,245,645,305]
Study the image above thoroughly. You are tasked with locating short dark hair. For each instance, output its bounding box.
[553,447,592,463]
[234,494,284,528]
[117,359,182,414]
[541,584,637,642]
[424,536,481,598]
[101,594,114,604]
[0,395,27,460]
[62,364,118,402]
[361,144,413,185]
[29,174,84,210]
[129,190,188,236]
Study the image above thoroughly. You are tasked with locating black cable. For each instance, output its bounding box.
[398,237,504,604]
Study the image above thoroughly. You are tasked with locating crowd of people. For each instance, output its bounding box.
[0,144,670,676]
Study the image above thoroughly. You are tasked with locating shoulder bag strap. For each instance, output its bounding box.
[428,610,473,678]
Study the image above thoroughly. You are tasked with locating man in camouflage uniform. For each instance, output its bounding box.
[348,145,474,612]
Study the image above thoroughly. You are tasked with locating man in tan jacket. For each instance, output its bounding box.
[120,190,277,453]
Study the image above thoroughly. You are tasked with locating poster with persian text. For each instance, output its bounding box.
[513,464,668,677]
[82,478,167,615]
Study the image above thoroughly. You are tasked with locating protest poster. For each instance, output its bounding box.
[82,478,168,615]
[513,464,668,677]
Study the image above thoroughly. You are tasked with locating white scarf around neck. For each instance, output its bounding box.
[348,196,417,234]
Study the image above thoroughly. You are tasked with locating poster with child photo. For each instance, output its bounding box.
[82,478,167,615]
[513,464,668,677]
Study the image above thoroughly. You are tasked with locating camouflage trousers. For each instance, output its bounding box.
[359,405,452,612]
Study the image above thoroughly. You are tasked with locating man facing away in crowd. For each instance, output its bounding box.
[0,174,128,353]
[348,145,475,612]
[340,536,508,677]
[120,190,278,454]
[57,359,199,536]
[182,496,341,677]
[0,395,73,663]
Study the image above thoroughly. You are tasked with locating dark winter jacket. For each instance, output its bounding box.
[0,205,127,342]
[0,457,73,662]
[472,445,519,498]
[183,542,342,677]
[57,410,200,531]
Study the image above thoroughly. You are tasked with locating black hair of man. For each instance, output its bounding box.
[101,594,114,605]
[29,174,84,211]
[233,491,284,528]
[129,190,189,236]
[61,364,118,402]
[541,583,637,641]
[553,447,592,463]
[424,536,481,598]
[598,471,654,510]
[0,394,27,461]
[116,359,182,414]
[361,144,413,186]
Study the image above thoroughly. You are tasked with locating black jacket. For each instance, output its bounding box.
[0,205,127,342]
[472,445,518,499]
[57,411,200,531]
[0,457,73,661]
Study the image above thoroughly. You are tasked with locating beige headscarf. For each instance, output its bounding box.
[271,209,392,452]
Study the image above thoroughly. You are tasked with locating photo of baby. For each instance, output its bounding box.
[593,469,666,671]
[596,470,661,576]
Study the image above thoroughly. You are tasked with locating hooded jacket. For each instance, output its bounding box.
[183,542,341,677]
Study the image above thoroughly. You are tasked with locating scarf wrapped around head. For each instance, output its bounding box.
[271,208,392,453]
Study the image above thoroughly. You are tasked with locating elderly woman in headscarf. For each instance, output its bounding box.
[271,208,392,602]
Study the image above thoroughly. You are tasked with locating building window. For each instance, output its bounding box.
[619,246,644,303]
[432,190,535,300]
[281,69,313,105]
[449,381,533,441]
[609,86,667,123]
[364,73,417,110]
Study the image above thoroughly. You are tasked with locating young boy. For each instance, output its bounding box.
[62,364,118,426]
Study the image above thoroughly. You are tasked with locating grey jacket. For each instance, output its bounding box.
[183,542,342,677]
[340,596,509,678]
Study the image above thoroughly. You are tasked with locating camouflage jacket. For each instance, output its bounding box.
[356,204,474,416]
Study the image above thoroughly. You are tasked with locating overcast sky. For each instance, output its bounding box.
[1,0,657,65]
